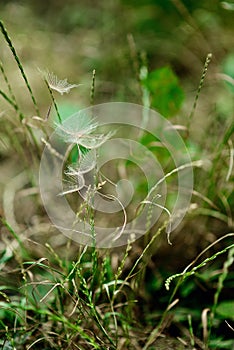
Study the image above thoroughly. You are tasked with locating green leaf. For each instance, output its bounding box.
[216,300,234,319]
[143,66,184,117]
[209,338,234,349]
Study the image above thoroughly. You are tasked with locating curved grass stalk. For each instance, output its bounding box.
[118,221,169,295]
[146,160,203,201]
[165,232,234,291]
[209,246,234,336]
[144,233,234,350]
[226,139,233,182]
[141,200,172,244]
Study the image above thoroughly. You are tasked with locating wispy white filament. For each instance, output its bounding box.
[41,70,80,95]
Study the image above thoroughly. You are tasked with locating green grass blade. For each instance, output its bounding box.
[0,20,40,116]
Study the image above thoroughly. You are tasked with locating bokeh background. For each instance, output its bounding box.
[0,0,234,109]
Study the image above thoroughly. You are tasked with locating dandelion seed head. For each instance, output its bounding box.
[40,69,80,95]
[54,110,114,148]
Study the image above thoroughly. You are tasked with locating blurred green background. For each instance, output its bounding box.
[0,0,234,103]
[0,0,234,147]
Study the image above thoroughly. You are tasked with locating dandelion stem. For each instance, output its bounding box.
[44,78,62,123]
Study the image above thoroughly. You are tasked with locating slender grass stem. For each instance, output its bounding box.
[208,246,234,342]
[187,53,212,131]
[0,20,40,116]
[0,88,40,157]
[44,78,62,123]
[208,119,234,199]
[90,69,96,106]
[0,59,17,104]
[0,89,18,110]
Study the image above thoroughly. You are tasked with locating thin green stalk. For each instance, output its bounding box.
[119,221,168,297]
[1,219,30,259]
[0,23,41,156]
[75,263,116,347]
[0,20,40,116]
[144,243,234,349]
[111,241,132,344]
[1,219,30,309]
[90,217,98,290]
[188,314,195,347]
[127,33,142,98]
[208,246,234,343]
[90,159,98,289]
[90,69,96,106]
[139,51,150,139]
[171,0,211,53]
[114,240,132,292]
[165,233,234,292]
[35,310,101,349]
[207,119,234,199]
[1,58,48,137]
[4,120,29,164]
[150,233,234,350]
[187,53,212,131]
[0,62,26,123]
[0,87,23,126]
[0,59,17,104]
[44,78,62,123]
[0,89,18,110]
[25,124,41,160]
